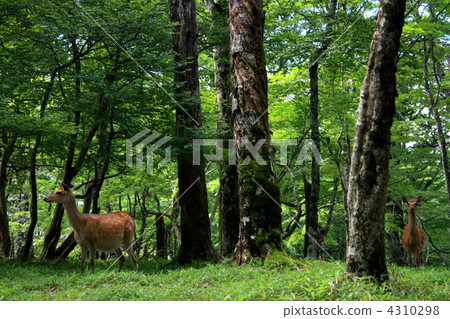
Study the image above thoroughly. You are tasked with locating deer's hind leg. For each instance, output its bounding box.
[128,245,138,272]
[115,248,125,272]
[124,233,138,272]
[415,251,422,267]
[89,246,97,274]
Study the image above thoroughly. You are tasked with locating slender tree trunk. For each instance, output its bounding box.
[82,180,94,215]
[304,0,337,258]
[306,61,321,258]
[0,136,17,259]
[21,137,41,260]
[385,197,407,266]
[303,175,312,257]
[91,117,114,214]
[22,67,59,260]
[40,38,101,260]
[229,0,282,264]
[346,0,406,282]
[56,62,117,260]
[155,196,167,258]
[423,39,450,204]
[204,0,240,256]
[170,0,221,263]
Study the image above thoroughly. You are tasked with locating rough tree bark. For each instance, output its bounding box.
[170,0,221,263]
[346,0,406,282]
[229,0,282,264]
[204,0,240,256]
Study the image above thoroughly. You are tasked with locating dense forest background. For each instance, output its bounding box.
[0,0,448,269]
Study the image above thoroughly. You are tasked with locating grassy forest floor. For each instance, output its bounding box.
[0,258,448,301]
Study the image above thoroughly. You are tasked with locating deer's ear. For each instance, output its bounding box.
[416,195,423,203]
[402,196,408,204]
[59,182,70,191]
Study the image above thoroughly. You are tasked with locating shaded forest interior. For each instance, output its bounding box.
[0,0,448,277]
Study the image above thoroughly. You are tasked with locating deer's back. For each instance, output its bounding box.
[78,211,136,251]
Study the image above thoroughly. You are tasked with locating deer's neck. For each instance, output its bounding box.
[62,195,84,232]
[407,211,417,235]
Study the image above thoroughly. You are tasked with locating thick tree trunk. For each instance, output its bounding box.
[204,0,240,256]
[170,0,221,263]
[346,0,406,282]
[229,0,282,264]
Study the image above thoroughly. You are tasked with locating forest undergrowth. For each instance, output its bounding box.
[0,258,447,301]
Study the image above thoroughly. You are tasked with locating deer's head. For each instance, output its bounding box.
[402,195,422,214]
[44,182,72,204]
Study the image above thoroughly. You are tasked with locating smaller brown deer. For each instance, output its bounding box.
[45,182,138,274]
[401,196,426,267]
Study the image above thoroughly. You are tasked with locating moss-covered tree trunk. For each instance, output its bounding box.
[346,0,406,282]
[229,0,282,265]
[170,0,221,263]
[204,0,240,256]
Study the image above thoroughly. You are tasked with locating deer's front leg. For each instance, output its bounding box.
[80,247,87,275]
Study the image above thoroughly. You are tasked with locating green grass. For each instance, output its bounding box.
[0,258,448,301]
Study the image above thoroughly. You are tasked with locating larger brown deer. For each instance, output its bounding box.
[44,182,138,274]
[401,196,426,267]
